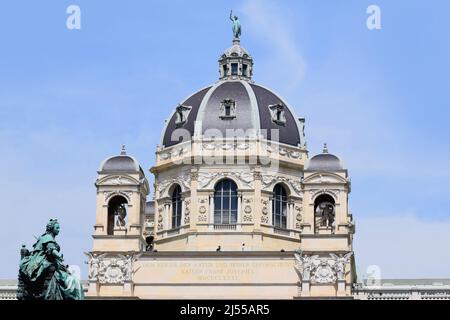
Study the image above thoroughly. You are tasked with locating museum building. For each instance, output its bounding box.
[3,25,450,301]
[82,27,358,299]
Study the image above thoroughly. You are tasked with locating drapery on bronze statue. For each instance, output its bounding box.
[17,219,84,300]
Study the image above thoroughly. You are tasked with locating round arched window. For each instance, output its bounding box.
[171,185,182,228]
[272,184,288,229]
[214,179,238,225]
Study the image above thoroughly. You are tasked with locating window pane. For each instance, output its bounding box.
[231,63,238,75]
[214,179,238,225]
[214,211,221,224]
[223,195,229,210]
[282,216,287,229]
[223,214,229,224]
[214,196,221,211]
[230,210,237,224]
[231,196,237,211]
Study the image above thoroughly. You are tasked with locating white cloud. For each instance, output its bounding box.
[355,214,450,279]
[240,0,306,91]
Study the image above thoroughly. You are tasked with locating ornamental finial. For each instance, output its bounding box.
[121,145,126,155]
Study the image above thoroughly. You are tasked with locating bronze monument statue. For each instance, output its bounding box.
[230,10,241,39]
[17,219,84,300]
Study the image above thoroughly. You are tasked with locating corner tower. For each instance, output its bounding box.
[92,146,149,252]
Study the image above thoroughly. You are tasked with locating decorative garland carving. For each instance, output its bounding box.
[184,199,191,224]
[86,253,139,284]
[265,144,302,159]
[198,171,254,189]
[262,175,302,196]
[309,189,340,200]
[157,173,191,196]
[202,142,250,151]
[294,251,353,284]
[97,175,139,186]
[103,190,133,203]
[159,146,189,160]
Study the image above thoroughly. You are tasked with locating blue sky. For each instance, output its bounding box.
[1,0,449,279]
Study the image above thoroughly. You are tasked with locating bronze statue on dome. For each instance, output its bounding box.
[230,10,241,39]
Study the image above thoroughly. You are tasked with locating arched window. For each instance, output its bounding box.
[171,185,182,229]
[214,179,238,225]
[272,184,288,229]
[107,195,128,235]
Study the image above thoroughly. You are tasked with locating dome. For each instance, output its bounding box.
[98,146,142,173]
[305,144,344,171]
[161,81,304,148]
[160,38,305,148]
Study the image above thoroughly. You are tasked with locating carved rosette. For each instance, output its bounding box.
[198,198,208,222]
[261,199,269,224]
[243,198,253,222]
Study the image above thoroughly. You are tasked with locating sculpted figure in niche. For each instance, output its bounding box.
[315,201,335,228]
[115,204,127,229]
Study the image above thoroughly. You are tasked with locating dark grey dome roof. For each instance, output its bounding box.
[161,80,304,147]
[305,145,344,171]
[99,149,141,173]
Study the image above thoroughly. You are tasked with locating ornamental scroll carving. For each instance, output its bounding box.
[309,189,340,201]
[262,175,302,196]
[103,190,133,203]
[159,146,189,161]
[157,173,191,195]
[294,251,353,284]
[86,253,140,284]
[202,142,250,151]
[98,175,138,186]
[198,171,254,189]
[265,144,302,159]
